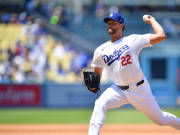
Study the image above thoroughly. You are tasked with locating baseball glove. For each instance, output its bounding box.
[83,71,100,93]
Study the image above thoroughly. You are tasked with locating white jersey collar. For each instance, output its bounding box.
[110,36,125,45]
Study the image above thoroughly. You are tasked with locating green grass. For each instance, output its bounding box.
[0,108,93,124]
[0,108,179,124]
[105,108,180,124]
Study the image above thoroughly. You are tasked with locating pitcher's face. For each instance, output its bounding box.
[107,20,122,35]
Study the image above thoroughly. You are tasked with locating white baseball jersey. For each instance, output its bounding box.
[89,34,180,135]
[91,34,152,86]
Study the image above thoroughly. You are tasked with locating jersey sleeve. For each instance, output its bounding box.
[133,34,152,49]
[91,47,105,68]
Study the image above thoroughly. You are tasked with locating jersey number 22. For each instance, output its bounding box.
[121,54,132,66]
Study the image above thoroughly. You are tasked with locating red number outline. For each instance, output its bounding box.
[121,56,127,66]
[121,54,132,66]
[126,54,132,64]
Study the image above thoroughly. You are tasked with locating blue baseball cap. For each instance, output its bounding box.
[104,12,124,24]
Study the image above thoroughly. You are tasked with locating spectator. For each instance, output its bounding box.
[0,11,92,83]
[95,0,105,18]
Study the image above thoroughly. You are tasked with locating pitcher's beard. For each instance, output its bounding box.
[108,28,118,35]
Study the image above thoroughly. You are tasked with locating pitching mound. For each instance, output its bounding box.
[0,124,179,135]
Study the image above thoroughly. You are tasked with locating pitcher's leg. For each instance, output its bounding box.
[128,80,180,130]
[132,97,180,130]
[89,85,128,135]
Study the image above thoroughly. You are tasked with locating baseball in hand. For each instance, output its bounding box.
[142,15,153,24]
[143,15,150,21]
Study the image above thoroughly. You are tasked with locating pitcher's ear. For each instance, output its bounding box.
[120,23,125,31]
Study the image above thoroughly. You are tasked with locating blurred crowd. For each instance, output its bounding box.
[37,0,180,37]
[0,12,91,84]
[0,0,180,84]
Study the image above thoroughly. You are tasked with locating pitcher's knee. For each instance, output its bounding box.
[95,99,109,111]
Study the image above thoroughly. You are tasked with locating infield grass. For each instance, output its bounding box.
[0,108,179,124]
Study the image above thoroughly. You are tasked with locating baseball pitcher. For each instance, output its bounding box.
[83,13,180,135]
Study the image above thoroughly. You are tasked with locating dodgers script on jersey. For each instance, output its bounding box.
[89,14,180,135]
[91,34,151,86]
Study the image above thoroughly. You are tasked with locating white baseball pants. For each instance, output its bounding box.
[88,78,180,135]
